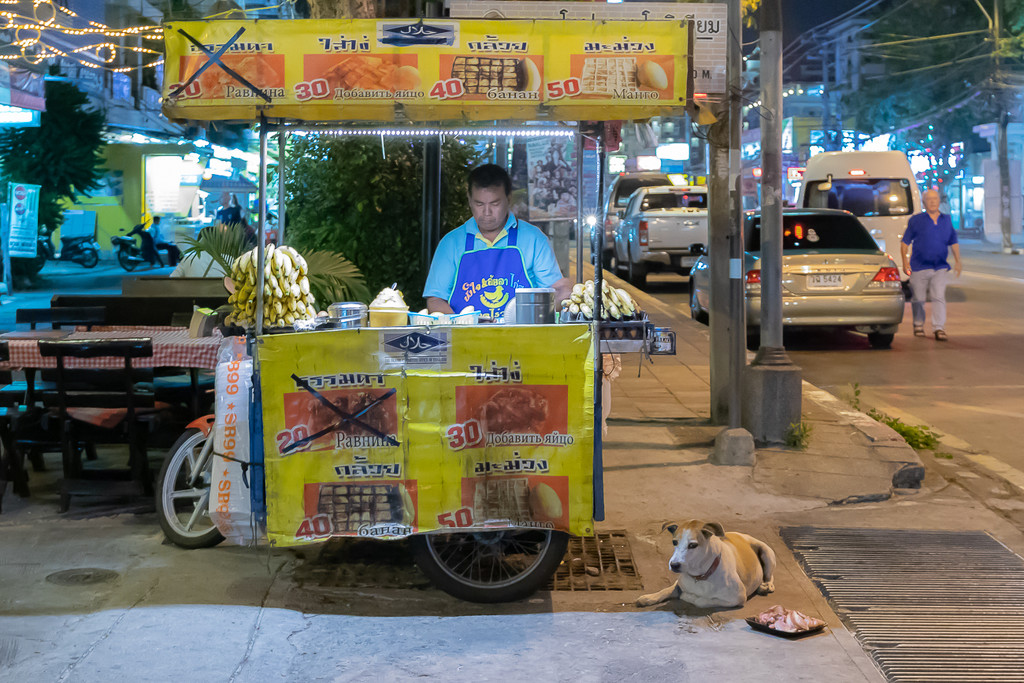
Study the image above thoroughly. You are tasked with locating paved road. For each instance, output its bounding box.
[638,239,1024,478]
[0,260,173,329]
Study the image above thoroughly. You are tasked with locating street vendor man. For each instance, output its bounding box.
[423,163,572,318]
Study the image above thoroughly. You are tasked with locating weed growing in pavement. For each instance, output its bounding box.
[868,409,940,450]
[934,452,955,459]
[848,383,862,411]
[785,421,813,450]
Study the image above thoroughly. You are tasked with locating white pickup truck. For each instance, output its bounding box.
[612,185,708,287]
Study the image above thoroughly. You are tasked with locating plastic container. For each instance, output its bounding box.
[449,310,481,325]
[410,311,446,325]
[368,305,409,327]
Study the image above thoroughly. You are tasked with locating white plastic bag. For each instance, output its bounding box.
[210,338,258,545]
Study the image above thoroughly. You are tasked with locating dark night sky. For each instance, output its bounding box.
[781,0,866,44]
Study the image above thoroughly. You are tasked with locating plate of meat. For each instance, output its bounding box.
[746,605,827,639]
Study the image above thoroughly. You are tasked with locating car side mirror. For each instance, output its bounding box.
[816,173,833,192]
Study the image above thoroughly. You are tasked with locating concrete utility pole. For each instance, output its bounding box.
[708,0,744,427]
[743,0,801,445]
[994,0,1014,252]
[709,0,755,466]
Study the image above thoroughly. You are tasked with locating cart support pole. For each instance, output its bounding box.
[575,122,584,283]
[277,124,287,245]
[592,129,605,523]
[255,114,268,334]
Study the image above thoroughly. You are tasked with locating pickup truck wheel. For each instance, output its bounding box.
[689,287,708,325]
[628,259,647,288]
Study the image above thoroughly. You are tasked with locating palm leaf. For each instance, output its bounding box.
[302,249,371,307]
[180,223,250,275]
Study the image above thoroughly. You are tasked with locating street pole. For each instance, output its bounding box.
[994,0,1014,252]
[743,0,802,445]
[709,0,744,425]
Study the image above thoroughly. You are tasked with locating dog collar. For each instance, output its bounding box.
[689,555,721,581]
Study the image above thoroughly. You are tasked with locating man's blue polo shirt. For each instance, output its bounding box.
[423,213,563,302]
[902,211,958,271]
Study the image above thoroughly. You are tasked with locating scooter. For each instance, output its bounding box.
[40,227,100,268]
[112,227,168,271]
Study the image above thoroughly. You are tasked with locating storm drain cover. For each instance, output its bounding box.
[547,530,642,591]
[45,568,120,586]
[782,527,1024,683]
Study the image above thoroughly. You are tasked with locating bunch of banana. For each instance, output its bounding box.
[560,280,638,320]
[226,243,317,328]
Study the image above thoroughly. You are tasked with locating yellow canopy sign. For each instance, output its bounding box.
[162,18,692,122]
[257,325,595,547]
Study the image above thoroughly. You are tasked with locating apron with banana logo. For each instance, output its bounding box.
[448,223,532,318]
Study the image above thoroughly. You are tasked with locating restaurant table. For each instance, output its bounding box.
[0,327,224,370]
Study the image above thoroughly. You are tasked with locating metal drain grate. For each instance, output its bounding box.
[783,527,1024,683]
[547,530,642,591]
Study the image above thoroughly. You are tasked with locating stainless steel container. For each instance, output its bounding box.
[325,302,367,329]
[514,288,555,325]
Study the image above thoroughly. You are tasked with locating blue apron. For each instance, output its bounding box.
[448,222,533,317]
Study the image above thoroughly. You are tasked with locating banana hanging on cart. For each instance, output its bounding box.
[560,279,639,321]
[226,244,318,328]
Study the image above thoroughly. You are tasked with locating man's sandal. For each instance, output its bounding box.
[914,326,925,337]
[934,330,948,341]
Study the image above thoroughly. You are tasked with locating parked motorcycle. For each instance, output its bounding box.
[40,226,100,268]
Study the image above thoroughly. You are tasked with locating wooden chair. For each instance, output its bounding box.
[15,306,106,331]
[37,338,158,512]
[0,341,31,513]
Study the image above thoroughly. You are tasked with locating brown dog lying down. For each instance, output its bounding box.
[636,520,777,609]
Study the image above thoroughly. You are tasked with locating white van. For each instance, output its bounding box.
[798,151,920,281]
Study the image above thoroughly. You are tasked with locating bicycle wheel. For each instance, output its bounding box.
[155,428,224,549]
[410,528,568,603]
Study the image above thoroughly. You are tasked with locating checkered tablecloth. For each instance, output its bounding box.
[4,328,224,370]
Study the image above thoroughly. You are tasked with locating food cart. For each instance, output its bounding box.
[158,15,692,602]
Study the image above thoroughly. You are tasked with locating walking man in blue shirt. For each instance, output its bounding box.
[900,189,962,341]
[424,164,572,318]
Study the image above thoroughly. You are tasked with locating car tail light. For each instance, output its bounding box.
[872,267,901,282]
[638,220,649,247]
[868,266,901,289]
[745,269,761,284]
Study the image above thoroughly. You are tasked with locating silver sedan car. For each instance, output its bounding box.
[689,209,905,348]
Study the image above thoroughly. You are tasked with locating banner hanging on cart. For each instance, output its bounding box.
[162,18,691,122]
[257,325,595,547]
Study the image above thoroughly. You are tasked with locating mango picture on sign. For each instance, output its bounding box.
[569,54,674,99]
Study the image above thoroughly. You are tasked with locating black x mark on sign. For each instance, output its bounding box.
[282,374,401,455]
[168,26,272,103]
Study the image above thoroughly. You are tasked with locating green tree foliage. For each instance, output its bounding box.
[283,135,481,306]
[0,76,105,232]
[851,0,1024,186]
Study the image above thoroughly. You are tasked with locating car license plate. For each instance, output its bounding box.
[679,256,698,266]
[808,273,844,288]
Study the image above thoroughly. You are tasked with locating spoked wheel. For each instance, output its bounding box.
[410,528,569,603]
[155,428,224,549]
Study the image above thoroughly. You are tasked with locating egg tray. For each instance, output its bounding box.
[560,310,648,340]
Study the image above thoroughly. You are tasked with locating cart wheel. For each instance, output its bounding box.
[155,428,224,549]
[410,529,568,603]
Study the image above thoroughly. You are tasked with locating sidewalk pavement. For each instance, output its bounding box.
[4,268,1024,681]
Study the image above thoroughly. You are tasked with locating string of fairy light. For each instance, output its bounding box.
[0,0,164,72]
